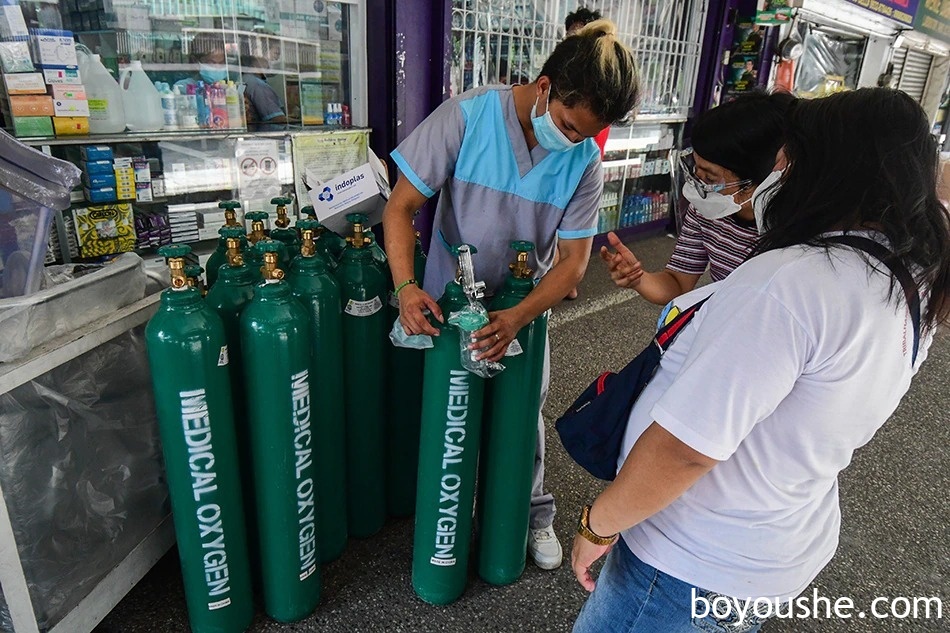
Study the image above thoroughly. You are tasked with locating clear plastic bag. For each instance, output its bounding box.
[0,327,169,631]
[448,301,505,378]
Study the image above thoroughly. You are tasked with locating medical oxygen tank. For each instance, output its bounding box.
[240,240,321,621]
[244,211,269,277]
[206,201,245,288]
[144,244,254,633]
[333,213,388,538]
[478,241,548,585]
[412,245,486,605]
[287,220,348,563]
[269,196,298,272]
[204,237,259,565]
[386,232,427,517]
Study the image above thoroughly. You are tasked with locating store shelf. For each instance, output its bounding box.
[18,126,370,147]
[0,293,160,396]
[592,219,668,249]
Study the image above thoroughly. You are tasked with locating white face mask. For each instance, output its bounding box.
[683,179,744,219]
[751,170,784,234]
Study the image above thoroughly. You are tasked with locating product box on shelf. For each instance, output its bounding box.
[72,202,136,257]
[80,145,112,162]
[81,159,114,175]
[81,171,116,189]
[31,29,80,67]
[135,182,153,202]
[3,72,46,95]
[0,40,34,73]
[53,98,90,117]
[307,148,390,233]
[43,66,81,85]
[84,186,117,204]
[0,2,29,40]
[53,116,89,135]
[9,95,54,117]
[50,84,87,100]
[12,116,53,137]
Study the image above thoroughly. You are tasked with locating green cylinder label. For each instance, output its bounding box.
[431,369,470,567]
[181,388,234,610]
[291,370,318,581]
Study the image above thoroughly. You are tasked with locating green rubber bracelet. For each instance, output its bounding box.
[394,278,417,296]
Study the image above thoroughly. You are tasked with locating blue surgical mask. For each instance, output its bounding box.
[199,63,228,84]
[531,90,580,153]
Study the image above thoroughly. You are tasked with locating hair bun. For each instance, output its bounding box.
[579,18,618,39]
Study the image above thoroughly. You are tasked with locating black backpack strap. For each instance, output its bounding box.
[655,296,710,352]
[824,234,922,365]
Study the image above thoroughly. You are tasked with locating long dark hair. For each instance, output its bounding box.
[755,88,950,329]
[692,91,796,183]
[538,19,640,124]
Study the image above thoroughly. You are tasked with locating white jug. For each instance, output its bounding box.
[119,61,164,132]
[78,52,127,134]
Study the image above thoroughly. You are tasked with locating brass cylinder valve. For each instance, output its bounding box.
[508,241,535,280]
[158,244,191,290]
[345,212,371,249]
[225,237,244,267]
[257,240,285,281]
[218,200,242,227]
[271,196,293,229]
[245,211,269,244]
[297,219,320,258]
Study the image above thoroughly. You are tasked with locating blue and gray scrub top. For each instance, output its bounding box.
[392,84,603,297]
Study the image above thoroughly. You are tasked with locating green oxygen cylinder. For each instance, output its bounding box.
[269,196,298,272]
[386,232,427,517]
[287,220,348,563]
[204,237,259,569]
[478,241,549,585]
[243,211,269,277]
[333,213,388,538]
[412,246,486,605]
[145,244,254,633]
[240,240,321,622]
[207,201,245,289]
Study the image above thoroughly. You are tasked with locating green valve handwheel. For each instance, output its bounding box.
[218,200,241,210]
[158,243,191,258]
[346,212,368,224]
[297,219,321,232]
[301,205,317,219]
[510,240,534,252]
[271,196,293,206]
[256,239,283,253]
[246,211,269,223]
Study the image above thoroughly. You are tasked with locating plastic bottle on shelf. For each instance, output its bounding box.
[119,61,164,132]
[81,53,127,134]
[157,82,179,130]
[209,82,229,129]
[341,104,351,128]
[225,80,243,129]
[195,81,211,128]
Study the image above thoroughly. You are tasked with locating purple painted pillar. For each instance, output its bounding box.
[366,0,452,253]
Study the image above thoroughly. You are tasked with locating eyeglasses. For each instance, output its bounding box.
[678,148,752,199]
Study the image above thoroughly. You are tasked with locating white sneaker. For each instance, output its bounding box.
[528,526,563,570]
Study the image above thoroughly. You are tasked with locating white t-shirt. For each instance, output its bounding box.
[619,232,932,601]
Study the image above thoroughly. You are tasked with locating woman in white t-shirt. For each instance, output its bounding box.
[570,88,950,633]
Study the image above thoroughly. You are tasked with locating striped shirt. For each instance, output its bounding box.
[667,205,760,281]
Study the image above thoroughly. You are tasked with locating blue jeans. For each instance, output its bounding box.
[573,539,769,633]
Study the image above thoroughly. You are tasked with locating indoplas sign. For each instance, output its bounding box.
[307,148,391,234]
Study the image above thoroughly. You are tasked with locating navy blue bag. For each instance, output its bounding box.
[555,298,708,481]
[555,234,922,482]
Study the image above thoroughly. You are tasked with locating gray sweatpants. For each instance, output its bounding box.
[529,336,555,529]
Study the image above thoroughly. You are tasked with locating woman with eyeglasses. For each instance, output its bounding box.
[573,87,950,633]
[602,92,795,306]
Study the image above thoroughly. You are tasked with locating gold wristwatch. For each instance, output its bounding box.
[577,504,618,546]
